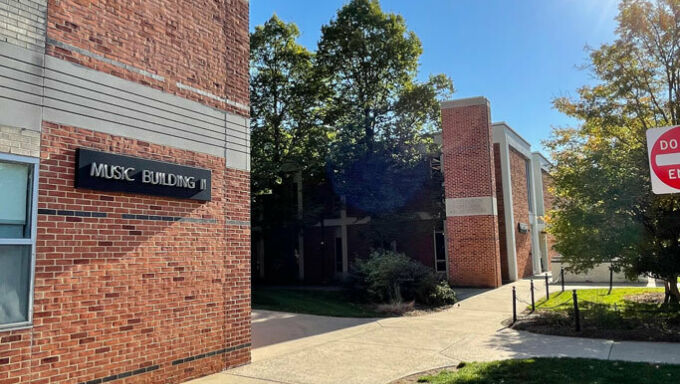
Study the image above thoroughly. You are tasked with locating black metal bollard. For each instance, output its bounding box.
[545,274,550,300]
[530,279,535,312]
[561,267,565,292]
[573,289,581,332]
[512,286,517,324]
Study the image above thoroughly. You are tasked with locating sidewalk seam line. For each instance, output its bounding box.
[223,372,295,384]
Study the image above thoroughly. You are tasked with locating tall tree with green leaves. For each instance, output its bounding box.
[250,15,332,280]
[316,0,453,233]
[250,15,329,200]
[547,0,680,302]
[317,0,452,160]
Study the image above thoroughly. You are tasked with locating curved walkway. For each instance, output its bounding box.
[188,280,680,384]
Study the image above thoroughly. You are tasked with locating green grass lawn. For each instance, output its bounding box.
[252,286,382,317]
[515,288,680,341]
[418,358,680,384]
[535,287,665,310]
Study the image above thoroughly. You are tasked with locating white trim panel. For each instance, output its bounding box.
[441,96,489,109]
[445,196,498,217]
[0,41,45,131]
[0,42,251,171]
[496,132,519,281]
[493,122,532,158]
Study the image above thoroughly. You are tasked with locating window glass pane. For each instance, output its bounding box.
[435,232,446,261]
[0,162,31,238]
[0,245,31,325]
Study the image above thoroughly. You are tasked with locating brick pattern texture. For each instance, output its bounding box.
[493,144,510,281]
[495,145,536,281]
[0,122,251,384]
[441,103,502,288]
[45,0,249,116]
[0,126,41,157]
[542,170,558,263]
[508,148,532,279]
[0,0,47,51]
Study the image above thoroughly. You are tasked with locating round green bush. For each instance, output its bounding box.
[348,249,456,306]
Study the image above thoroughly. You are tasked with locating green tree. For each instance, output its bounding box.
[547,0,680,302]
[317,0,452,161]
[250,15,329,199]
[316,0,452,242]
[250,15,331,280]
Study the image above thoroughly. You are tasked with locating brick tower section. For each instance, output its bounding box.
[441,98,502,288]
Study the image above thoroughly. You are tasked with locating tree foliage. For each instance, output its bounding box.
[250,15,329,199]
[250,16,333,280]
[317,0,452,222]
[348,249,456,306]
[317,0,452,162]
[547,0,680,301]
[250,1,454,280]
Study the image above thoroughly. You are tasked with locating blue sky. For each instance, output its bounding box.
[250,0,620,154]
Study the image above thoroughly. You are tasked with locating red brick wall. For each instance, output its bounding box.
[302,226,339,283]
[344,221,436,269]
[542,170,558,263]
[46,0,249,115]
[441,105,496,199]
[0,328,31,384]
[494,143,536,281]
[346,224,369,268]
[441,102,502,288]
[394,221,436,269]
[509,148,533,279]
[301,219,436,283]
[0,122,251,384]
[493,144,510,281]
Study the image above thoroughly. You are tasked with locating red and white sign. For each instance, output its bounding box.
[647,126,680,194]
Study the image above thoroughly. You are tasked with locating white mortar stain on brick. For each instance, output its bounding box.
[0,125,40,157]
[0,0,47,51]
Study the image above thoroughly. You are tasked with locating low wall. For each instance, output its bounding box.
[551,260,641,283]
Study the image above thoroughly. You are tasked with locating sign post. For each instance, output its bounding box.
[647,126,680,194]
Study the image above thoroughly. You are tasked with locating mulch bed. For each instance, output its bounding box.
[626,292,666,305]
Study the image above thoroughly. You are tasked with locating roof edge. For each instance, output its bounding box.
[441,96,489,109]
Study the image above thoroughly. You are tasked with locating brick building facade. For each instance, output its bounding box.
[442,97,554,287]
[0,0,251,383]
[256,96,554,288]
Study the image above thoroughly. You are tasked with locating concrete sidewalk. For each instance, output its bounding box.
[250,310,377,349]
[188,280,680,384]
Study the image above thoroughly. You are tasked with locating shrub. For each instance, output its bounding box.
[348,249,456,306]
[424,280,457,307]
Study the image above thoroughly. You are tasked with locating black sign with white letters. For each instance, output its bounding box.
[75,148,212,201]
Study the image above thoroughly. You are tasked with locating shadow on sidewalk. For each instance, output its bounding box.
[252,310,378,348]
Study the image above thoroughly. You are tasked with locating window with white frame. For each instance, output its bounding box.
[0,154,38,329]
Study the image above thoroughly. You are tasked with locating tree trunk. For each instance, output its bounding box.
[668,276,680,304]
[364,107,373,152]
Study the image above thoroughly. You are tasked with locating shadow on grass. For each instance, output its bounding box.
[250,286,384,349]
[515,288,680,342]
[252,286,383,318]
[418,358,680,384]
